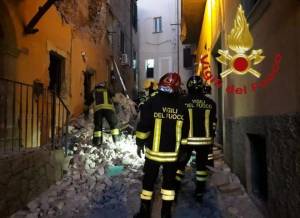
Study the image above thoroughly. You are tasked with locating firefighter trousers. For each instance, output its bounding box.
[93,109,119,145]
[175,145,213,195]
[138,158,177,216]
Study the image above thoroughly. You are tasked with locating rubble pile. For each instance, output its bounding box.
[11,116,143,218]
[113,93,138,133]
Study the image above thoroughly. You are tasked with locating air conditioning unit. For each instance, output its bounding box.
[120,53,129,65]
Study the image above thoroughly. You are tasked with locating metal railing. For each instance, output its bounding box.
[0,77,70,154]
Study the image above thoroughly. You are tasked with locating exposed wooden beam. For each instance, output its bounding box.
[24,0,58,34]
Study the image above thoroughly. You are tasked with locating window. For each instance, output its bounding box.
[145,59,154,78]
[120,30,125,53]
[132,50,137,69]
[153,17,162,33]
[132,0,138,31]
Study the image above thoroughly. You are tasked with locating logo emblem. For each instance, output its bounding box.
[216,5,265,78]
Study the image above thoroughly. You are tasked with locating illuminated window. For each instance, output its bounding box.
[145,59,154,78]
[153,17,162,33]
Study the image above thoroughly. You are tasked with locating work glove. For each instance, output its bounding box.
[137,145,144,158]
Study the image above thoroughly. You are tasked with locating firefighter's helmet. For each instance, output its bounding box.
[187,75,204,94]
[143,79,158,90]
[95,82,106,88]
[158,72,181,93]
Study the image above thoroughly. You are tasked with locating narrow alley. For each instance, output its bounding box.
[0,0,299,218]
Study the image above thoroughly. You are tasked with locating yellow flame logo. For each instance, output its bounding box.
[228,5,253,53]
[216,4,265,78]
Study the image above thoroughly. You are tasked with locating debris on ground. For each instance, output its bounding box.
[11,115,263,218]
[11,115,144,218]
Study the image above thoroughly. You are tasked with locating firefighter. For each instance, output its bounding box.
[134,73,189,218]
[86,82,120,146]
[138,79,158,108]
[175,75,217,202]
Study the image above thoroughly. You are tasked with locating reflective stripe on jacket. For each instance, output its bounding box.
[135,92,189,162]
[181,94,217,146]
[94,88,115,111]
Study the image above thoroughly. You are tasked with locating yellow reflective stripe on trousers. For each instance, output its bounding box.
[140,194,152,200]
[94,131,102,137]
[176,120,183,152]
[145,148,177,157]
[136,131,150,139]
[161,189,175,196]
[95,104,114,111]
[176,169,184,175]
[141,189,153,197]
[196,177,208,182]
[162,195,175,201]
[196,171,208,176]
[161,189,175,201]
[145,153,177,162]
[111,129,120,135]
[152,118,162,152]
[140,189,153,200]
[205,109,211,137]
[175,175,182,181]
[188,109,193,137]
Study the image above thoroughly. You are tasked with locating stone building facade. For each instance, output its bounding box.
[0,0,139,216]
[138,0,192,90]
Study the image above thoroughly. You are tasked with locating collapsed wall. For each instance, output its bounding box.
[55,0,107,42]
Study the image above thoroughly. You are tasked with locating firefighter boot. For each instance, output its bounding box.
[161,200,173,218]
[93,130,102,147]
[111,129,120,143]
[195,181,206,203]
[112,135,120,143]
[133,200,151,218]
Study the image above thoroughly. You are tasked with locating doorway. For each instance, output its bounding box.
[48,52,65,95]
[248,133,268,202]
[84,68,95,105]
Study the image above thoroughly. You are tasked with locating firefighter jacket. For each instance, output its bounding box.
[181,93,217,146]
[87,87,115,112]
[135,91,189,162]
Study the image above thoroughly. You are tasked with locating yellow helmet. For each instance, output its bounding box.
[143,79,158,90]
